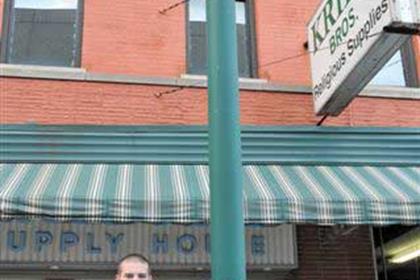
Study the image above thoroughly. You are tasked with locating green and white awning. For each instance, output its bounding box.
[1,125,419,225]
[1,163,418,225]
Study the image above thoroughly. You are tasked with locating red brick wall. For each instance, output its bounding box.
[255,0,320,85]
[291,226,376,280]
[2,77,420,126]
[1,0,417,85]
[80,0,321,83]
[81,0,186,77]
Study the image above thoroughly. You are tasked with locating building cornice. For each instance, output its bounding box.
[1,64,419,99]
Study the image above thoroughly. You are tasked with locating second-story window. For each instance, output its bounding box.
[1,0,83,67]
[187,0,256,78]
[370,41,418,87]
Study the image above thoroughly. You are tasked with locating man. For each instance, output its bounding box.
[115,254,153,280]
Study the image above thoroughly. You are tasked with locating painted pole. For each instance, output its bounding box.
[206,0,246,279]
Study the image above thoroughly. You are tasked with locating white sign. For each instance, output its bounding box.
[308,0,420,116]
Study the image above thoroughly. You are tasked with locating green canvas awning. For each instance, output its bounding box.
[1,125,419,225]
[1,163,418,224]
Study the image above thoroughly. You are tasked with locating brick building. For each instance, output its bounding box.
[0,0,419,280]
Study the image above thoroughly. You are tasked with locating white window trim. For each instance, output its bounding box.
[1,64,419,100]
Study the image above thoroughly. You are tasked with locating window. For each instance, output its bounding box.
[1,0,83,67]
[187,0,256,78]
[370,41,418,87]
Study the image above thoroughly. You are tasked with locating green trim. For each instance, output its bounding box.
[1,124,420,133]
[1,125,419,166]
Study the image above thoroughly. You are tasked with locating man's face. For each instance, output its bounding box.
[116,260,151,280]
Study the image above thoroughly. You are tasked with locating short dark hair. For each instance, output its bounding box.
[117,253,151,275]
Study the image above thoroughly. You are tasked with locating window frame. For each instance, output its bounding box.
[400,40,419,87]
[370,39,419,88]
[185,0,258,78]
[0,0,84,68]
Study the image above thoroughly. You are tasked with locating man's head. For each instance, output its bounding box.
[115,254,152,280]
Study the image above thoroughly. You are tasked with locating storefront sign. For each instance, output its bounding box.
[308,0,419,116]
[0,221,297,269]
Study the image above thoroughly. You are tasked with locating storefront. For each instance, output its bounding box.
[0,220,296,279]
[0,125,419,279]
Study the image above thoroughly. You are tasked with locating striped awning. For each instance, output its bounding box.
[1,163,419,225]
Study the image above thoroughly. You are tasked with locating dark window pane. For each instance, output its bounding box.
[188,22,207,75]
[7,0,80,67]
[237,23,251,77]
[188,0,253,78]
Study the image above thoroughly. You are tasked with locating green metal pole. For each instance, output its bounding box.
[206,0,246,279]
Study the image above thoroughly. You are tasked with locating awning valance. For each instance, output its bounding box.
[1,163,418,225]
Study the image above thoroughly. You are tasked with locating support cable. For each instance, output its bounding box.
[159,0,189,14]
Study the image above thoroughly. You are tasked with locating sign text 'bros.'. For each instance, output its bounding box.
[308,0,415,116]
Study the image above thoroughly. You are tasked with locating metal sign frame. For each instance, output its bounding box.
[308,0,420,116]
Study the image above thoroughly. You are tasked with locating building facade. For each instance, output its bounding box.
[0,0,419,279]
